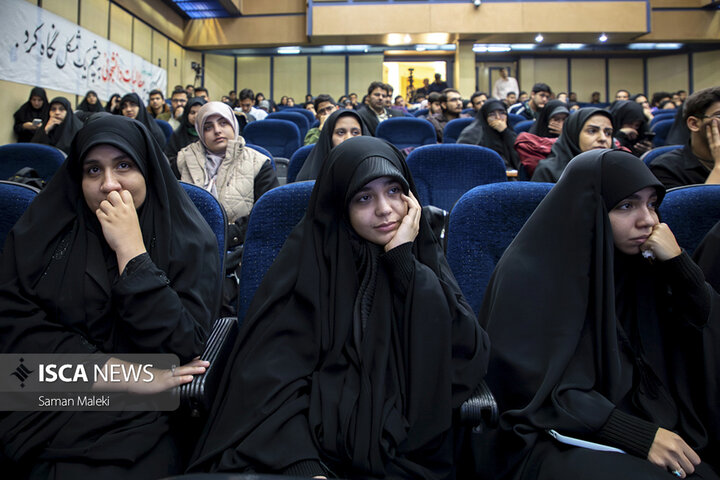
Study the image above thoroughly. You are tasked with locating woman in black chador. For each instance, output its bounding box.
[189,136,489,479]
[0,114,220,479]
[13,86,49,143]
[457,99,519,169]
[477,149,719,480]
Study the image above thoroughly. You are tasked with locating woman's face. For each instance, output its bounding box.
[280,96,288,105]
[202,114,235,154]
[49,103,67,122]
[187,105,202,127]
[87,93,98,105]
[287,98,295,107]
[578,114,613,152]
[608,186,659,255]
[348,176,408,246]
[635,95,649,109]
[81,144,147,212]
[331,115,362,147]
[122,101,139,119]
[548,113,568,132]
[256,94,265,103]
[30,95,44,109]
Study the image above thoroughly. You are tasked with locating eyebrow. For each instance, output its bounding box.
[82,154,130,165]
[584,123,611,129]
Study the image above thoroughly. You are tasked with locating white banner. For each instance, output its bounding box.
[0,0,167,101]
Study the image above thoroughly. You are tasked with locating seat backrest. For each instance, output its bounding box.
[513,119,535,134]
[245,143,276,170]
[641,144,683,166]
[155,119,174,145]
[267,112,310,140]
[406,144,508,212]
[375,117,437,150]
[442,117,474,144]
[0,180,39,252]
[0,144,66,182]
[461,108,475,116]
[287,144,315,183]
[650,110,676,126]
[238,181,314,321]
[446,182,553,315]
[658,184,720,255]
[412,108,429,118]
[651,119,674,147]
[282,107,315,124]
[180,182,228,272]
[507,113,526,129]
[242,119,301,159]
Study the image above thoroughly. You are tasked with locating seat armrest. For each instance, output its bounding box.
[459,380,498,432]
[179,316,238,417]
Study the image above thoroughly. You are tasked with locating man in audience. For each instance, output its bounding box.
[147,89,171,121]
[357,81,404,135]
[470,91,488,113]
[393,95,409,114]
[194,87,209,101]
[590,91,602,104]
[569,91,578,102]
[304,94,338,145]
[615,89,630,101]
[509,83,551,120]
[492,67,519,101]
[518,91,529,103]
[428,88,469,142]
[384,84,396,109]
[349,92,359,109]
[415,78,431,98]
[504,92,517,109]
[168,88,188,129]
[228,90,238,108]
[186,85,195,97]
[650,86,720,188]
[428,73,449,93]
[237,88,266,121]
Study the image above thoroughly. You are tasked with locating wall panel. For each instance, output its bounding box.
[570,58,606,102]
[42,0,78,22]
[109,3,132,51]
[236,57,271,98]
[168,41,184,92]
[532,58,568,95]
[274,56,307,102]
[647,55,688,96]
[152,32,169,74]
[310,56,344,100]
[693,50,720,92]
[608,58,644,97]
[132,19,152,62]
[204,54,234,101]
[348,55,383,99]
[80,0,109,38]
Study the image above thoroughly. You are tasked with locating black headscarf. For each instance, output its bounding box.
[532,107,613,182]
[295,108,371,182]
[0,114,220,469]
[13,86,50,143]
[479,149,716,478]
[32,96,83,154]
[165,96,207,163]
[119,92,166,147]
[528,99,569,138]
[665,105,689,146]
[609,100,649,134]
[190,136,488,478]
[105,93,122,114]
[77,90,104,113]
[457,99,519,169]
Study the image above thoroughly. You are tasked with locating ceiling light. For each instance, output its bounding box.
[599,33,608,42]
[277,46,300,55]
[535,33,544,43]
[557,43,585,50]
[511,44,536,51]
[473,0,482,6]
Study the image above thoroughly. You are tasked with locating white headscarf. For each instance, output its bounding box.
[194,101,240,195]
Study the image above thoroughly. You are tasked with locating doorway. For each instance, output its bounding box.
[383,61,448,103]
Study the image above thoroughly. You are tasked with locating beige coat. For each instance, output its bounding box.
[176,137,268,223]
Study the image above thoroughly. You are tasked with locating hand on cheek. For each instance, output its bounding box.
[641,223,682,262]
[96,190,146,272]
[384,191,421,252]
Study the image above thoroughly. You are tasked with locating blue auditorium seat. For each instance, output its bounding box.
[242,119,301,159]
[375,117,437,150]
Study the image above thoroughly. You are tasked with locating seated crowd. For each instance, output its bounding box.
[2,79,719,480]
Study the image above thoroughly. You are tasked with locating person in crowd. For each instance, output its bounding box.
[175,102,279,314]
[609,100,653,157]
[349,92,359,109]
[428,72,449,93]
[147,89,171,120]
[532,107,613,182]
[632,93,655,123]
[254,92,265,107]
[169,88,189,129]
[590,91,602,104]
[13,86,49,143]
[186,84,195,97]
[76,90,104,116]
[238,89,267,121]
[119,93,166,147]
[393,95,408,114]
[279,96,289,107]
[165,97,207,164]
[615,89,631,102]
[492,67,519,101]
[515,99,569,177]
[287,97,296,107]
[504,91,517,109]
[357,81,404,136]
[518,91,529,103]
[426,91,443,117]
[304,101,316,115]
[303,94,338,146]
[650,86,720,188]
[194,87,210,102]
[557,92,568,103]
[569,91,578,102]
[428,88,469,142]
[105,93,122,115]
[659,100,677,110]
[296,108,369,181]
[651,91,673,112]
[188,135,489,479]
[457,99,519,169]
[415,78,431,98]
[470,91,488,113]
[30,97,83,154]
[475,149,719,480]
[227,90,238,108]
[305,93,313,104]
[0,113,219,478]
[568,101,581,112]
[666,103,691,146]
[509,83,552,121]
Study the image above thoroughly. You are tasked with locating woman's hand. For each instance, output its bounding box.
[548,118,563,136]
[44,116,63,133]
[648,428,701,478]
[22,121,39,131]
[96,190,146,273]
[641,223,682,261]
[384,191,421,252]
[93,357,209,394]
[488,118,507,133]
